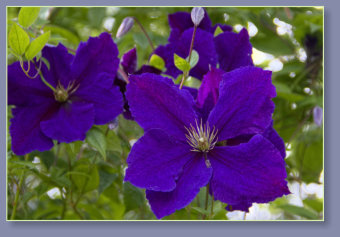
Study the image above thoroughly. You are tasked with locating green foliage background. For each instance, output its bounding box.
[7,7,323,220]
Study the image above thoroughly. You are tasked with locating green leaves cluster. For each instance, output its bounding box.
[8,7,50,61]
[174,50,199,73]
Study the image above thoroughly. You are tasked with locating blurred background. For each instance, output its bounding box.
[7,7,323,220]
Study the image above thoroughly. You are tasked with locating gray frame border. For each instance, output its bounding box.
[1,0,337,236]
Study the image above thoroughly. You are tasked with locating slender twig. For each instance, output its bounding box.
[210,194,214,217]
[59,188,67,220]
[20,59,41,79]
[202,183,210,220]
[179,26,197,89]
[132,17,155,51]
[10,154,28,220]
[286,109,312,148]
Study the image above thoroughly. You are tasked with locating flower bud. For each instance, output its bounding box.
[191,7,205,26]
[313,106,323,126]
[116,17,134,38]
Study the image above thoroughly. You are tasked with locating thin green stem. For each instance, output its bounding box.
[202,183,210,220]
[179,25,197,89]
[59,188,67,220]
[20,59,40,79]
[10,154,28,220]
[37,69,56,92]
[133,17,155,51]
[210,194,214,217]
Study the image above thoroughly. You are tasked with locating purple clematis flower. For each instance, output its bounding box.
[8,32,123,155]
[124,66,290,219]
[153,10,252,80]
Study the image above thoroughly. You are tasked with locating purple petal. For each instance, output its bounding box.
[197,67,225,112]
[125,129,193,192]
[226,202,252,212]
[135,65,161,75]
[214,28,253,72]
[313,106,323,127]
[40,101,94,143]
[71,32,119,87]
[262,121,286,159]
[126,73,197,140]
[121,47,137,74]
[146,155,212,219]
[73,73,123,125]
[8,61,53,106]
[213,23,233,33]
[208,66,276,141]
[168,11,212,43]
[10,103,57,155]
[153,43,180,78]
[41,44,74,88]
[181,86,198,100]
[209,134,290,211]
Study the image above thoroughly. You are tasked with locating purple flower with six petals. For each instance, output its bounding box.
[124,66,290,219]
[8,32,123,155]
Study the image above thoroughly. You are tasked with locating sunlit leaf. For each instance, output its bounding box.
[174,53,190,72]
[8,23,30,56]
[25,31,50,60]
[18,7,40,28]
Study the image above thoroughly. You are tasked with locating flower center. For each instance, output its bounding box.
[185,120,218,153]
[54,81,79,102]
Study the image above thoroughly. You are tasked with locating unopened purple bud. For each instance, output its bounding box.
[191,7,205,26]
[313,106,323,126]
[116,17,134,38]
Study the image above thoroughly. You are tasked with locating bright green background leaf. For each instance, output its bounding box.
[18,7,40,28]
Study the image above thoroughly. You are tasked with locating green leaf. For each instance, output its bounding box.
[303,199,323,213]
[44,25,80,45]
[188,50,199,69]
[287,126,323,183]
[149,54,165,71]
[106,130,122,154]
[40,57,50,70]
[191,207,210,216]
[214,26,224,37]
[86,127,107,160]
[278,204,319,219]
[98,164,118,194]
[274,82,305,102]
[29,150,55,170]
[174,53,190,72]
[25,31,50,60]
[8,23,30,56]
[18,7,40,28]
[71,163,99,193]
[123,182,145,211]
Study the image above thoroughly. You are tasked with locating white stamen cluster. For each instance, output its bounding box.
[185,120,218,152]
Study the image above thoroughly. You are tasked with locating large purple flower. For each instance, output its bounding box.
[153,10,253,80]
[124,67,289,219]
[8,32,123,155]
